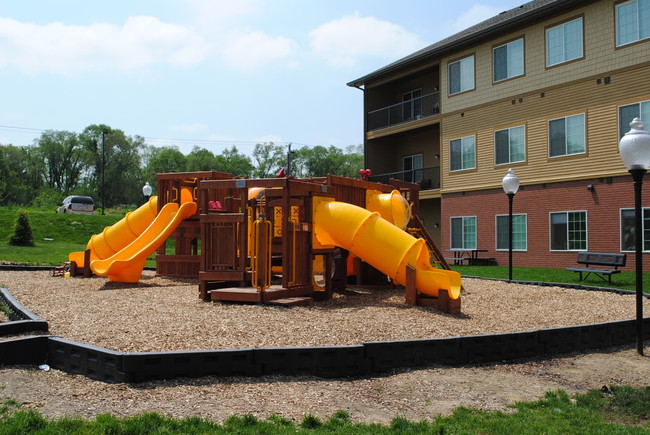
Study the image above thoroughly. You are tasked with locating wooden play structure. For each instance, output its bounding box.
[187,174,460,313]
[68,172,461,314]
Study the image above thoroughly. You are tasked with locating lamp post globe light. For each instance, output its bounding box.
[502,168,520,282]
[619,117,650,356]
[142,182,152,203]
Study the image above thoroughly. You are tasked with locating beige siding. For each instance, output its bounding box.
[441,63,650,193]
[441,1,650,114]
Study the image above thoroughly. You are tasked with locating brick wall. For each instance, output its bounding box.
[441,175,650,270]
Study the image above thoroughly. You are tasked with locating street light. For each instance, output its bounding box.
[618,117,650,356]
[142,182,152,203]
[502,168,520,282]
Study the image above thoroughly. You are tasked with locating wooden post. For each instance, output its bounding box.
[405,265,417,305]
[83,249,91,278]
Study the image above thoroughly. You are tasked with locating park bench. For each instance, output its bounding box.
[565,252,626,284]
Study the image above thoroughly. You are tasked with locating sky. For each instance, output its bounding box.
[0,0,524,156]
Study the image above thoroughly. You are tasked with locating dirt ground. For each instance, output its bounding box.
[1,346,649,425]
[1,270,649,424]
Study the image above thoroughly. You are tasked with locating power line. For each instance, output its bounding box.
[0,124,314,148]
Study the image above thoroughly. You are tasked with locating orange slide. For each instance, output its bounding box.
[90,201,197,282]
[313,197,461,299]
[69,196,160,268]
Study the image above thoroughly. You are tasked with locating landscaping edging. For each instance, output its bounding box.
[1,279,649,383]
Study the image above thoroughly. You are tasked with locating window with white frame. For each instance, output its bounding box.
[403,154,423,183]
[450,135,476,171]
[616,0,650,47]
[546,17,584,67]
[493,38,524,82]
[448,55,475,95]
[450,216,477,250]
[550,211,587,251]
[496,214,527,251]
[620,208,650,251]
[619,100,650,138]
[549,114,585,157]
[495,125,526,165]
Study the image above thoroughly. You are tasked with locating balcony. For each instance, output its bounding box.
[367,92,440,132]
[369,166,440,190]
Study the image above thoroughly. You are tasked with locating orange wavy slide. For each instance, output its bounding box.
[90,201,197,282]
[313,197,461,299]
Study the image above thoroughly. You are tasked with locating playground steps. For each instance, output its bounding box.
[267,297,313,307]
[210,286,314,305]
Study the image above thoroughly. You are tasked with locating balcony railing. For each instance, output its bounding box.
[367,92,440,132]
[368,166,440,190]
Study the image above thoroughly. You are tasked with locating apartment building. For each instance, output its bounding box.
[347,0,650,270]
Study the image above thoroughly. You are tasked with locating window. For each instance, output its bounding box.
[493,38,524,82]
[495,125,526,165]
[619,100,650,138]
[450,135,476,171]
[402,89,422,121]
[496,214,527,251]
[549,114,585,157]
[616,0,650,46]
[403,154,423,183]
[546,17,583,67]
[450,216,477,250]
[448,55,474,95]
[550,211,587,251]
[621,208,650,251]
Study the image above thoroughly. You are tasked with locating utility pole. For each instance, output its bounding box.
[101,131,106,215]
[287,142,293,177]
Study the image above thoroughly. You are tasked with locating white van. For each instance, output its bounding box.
[56,196,96,215]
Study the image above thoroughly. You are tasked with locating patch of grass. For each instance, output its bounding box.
[1,387,648,434]
[0,208,121,266]
[452,264,650,293]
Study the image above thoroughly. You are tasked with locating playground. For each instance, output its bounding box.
[1,171,648,424]
[1,268,648,424]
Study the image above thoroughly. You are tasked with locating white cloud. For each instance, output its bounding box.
[309,13,424,67]
[221,31,298,71]
[450,4,502,33]
[0,16,210,75]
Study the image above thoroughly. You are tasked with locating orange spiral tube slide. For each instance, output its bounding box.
[314,198,461,299]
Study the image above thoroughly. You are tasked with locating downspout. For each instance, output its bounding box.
[349,83,367,169]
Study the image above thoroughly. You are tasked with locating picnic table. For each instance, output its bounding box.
[445,249,491,265]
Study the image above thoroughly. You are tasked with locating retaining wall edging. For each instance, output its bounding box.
[1,279,649,383]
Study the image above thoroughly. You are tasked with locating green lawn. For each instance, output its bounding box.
[0,208,131,266]
[451,264,650,293]
[1,386,648,434]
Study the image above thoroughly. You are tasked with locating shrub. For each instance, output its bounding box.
[8,210,35,247]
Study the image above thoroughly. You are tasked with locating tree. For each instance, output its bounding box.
[8,210,35,247]
[141,146,187,189]
[79,125,146,208]
[185,146,217,172]
[34,130,85,193]
[215,146,254,177]
[251,142,286,178]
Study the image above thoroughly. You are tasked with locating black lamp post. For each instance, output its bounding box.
[619,117,650,356]
[502,168,520,282]
[142,182,152,204]
[100,131,106,215]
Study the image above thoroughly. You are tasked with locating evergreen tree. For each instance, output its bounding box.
[8,210,36,247]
